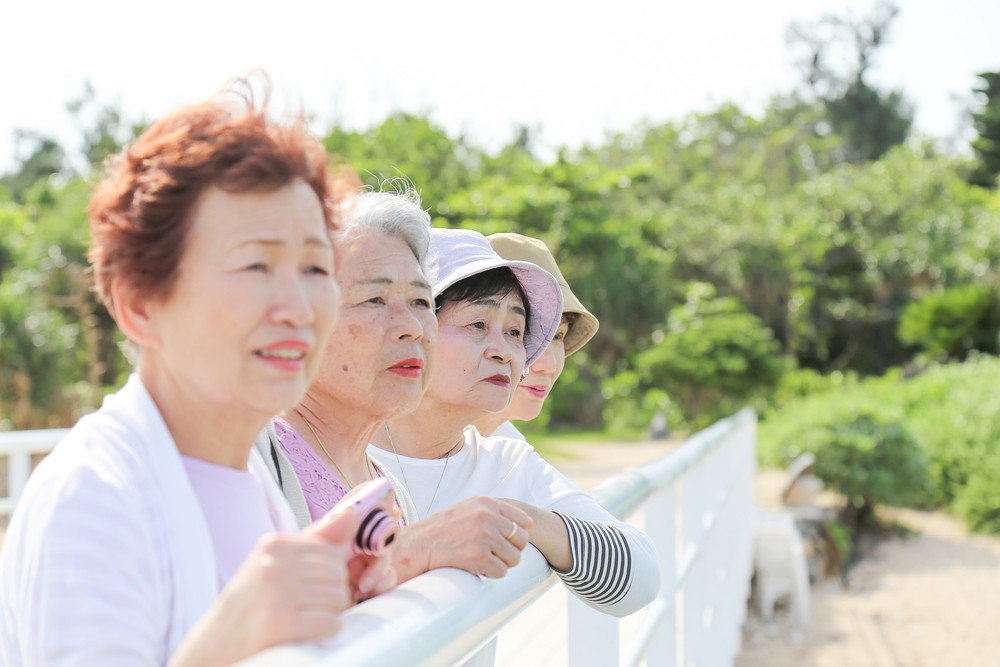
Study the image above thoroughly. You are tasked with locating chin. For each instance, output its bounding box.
[258,381,310,416]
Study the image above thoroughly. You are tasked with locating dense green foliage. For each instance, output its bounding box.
[970,71,1000,189]
[632,282,787,427]
[3,87,1000,433]
[0,178,128,429]
[897,284,1000,360]
[760,357,1000,534]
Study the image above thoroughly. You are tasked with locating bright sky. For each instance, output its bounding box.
[2,0,998,173]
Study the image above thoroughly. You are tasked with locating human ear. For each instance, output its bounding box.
[110,279,163,349]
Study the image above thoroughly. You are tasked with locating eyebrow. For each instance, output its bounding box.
[353,276,432,290]
[470,297,526,318]
[238,236,330,249]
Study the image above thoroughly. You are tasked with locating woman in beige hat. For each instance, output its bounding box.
[473,233,599,440]
[370,227,657,618]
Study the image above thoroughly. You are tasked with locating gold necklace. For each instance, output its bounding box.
[296,410,371,488]
[384,424,459,517]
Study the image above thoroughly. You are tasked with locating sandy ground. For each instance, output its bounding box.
[550,443,1000,667]
[738,470,1000,667]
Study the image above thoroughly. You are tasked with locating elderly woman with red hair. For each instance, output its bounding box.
[0,79,387,665]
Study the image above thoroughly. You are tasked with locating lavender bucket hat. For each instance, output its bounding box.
[427,227,563,366]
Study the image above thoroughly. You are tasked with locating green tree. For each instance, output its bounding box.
[65,80,140,171]
[969,71,1000,189]
[0,130,67,202]
[897,284,1000,360]
[0,177,127,429]
[322,113,479,213]
[787,0,912,162]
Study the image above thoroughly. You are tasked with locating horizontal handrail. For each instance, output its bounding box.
[241,407,757,666]
[1,409,757,666]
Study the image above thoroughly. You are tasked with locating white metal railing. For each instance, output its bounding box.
[241,407,758,667]
[0,410,757,666]
[0,428,68,517]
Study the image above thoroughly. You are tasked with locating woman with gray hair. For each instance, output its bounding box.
[258,188,534,591]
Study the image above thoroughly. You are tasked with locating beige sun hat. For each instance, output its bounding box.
[487,233,599,356]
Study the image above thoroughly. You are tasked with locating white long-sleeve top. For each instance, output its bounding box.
[0,375,297,666]
[368,426,659,617]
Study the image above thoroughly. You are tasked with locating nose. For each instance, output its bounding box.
[529,340,557,375]
[485,329,516,365]
[390,303,427,341]
[270,269,317,327]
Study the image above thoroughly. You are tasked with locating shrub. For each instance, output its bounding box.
[768,408,933,525]
[811,415,931,523]
[636,282,788,428]
[954,449,1000,534]
[761,356,1000,534]
[898,284,1000,360]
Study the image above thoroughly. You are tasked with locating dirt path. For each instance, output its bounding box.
[737,498,1000,666]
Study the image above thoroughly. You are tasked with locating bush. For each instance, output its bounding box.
[761,356,1000,534]
[600,370,685,437]
[766,367,859,413]
[811,415,931,522]
[954,449,1000,534]
[898,284,1000,360]
[767,408,932,524]
[636,282,788,428]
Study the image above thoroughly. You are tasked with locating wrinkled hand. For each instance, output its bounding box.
[349,550,397,601]
[171,511,357,667]
[388,496,533,583]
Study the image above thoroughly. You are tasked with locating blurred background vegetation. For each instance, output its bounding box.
[2,3,999,532]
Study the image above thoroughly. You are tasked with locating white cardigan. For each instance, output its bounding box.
[0,375,296,666]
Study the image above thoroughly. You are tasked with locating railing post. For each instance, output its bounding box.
[8,452,30,502]
[567,591,619,666]
[646,485,677,666]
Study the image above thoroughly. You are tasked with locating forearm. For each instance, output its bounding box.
[551,513,635,610]
[515,504,573,572]
[169,607,247,667]
[500,500,642,613]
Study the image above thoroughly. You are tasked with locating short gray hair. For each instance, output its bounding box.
[338,182,433,279]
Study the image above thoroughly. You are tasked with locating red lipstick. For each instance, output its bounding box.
[484,374,511,387]
[389,357,424,379]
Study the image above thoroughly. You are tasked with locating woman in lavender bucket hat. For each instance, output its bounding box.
[369,227,658,617]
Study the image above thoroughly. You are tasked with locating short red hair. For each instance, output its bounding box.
[88,75,357,312]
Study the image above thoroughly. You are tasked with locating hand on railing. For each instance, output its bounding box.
[387,496,533,583]
[170,508,359,667]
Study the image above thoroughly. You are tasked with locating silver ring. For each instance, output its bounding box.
[505,521,518,541]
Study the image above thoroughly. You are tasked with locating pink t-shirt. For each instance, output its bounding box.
[273,416,352,522]
[181,456,287,590]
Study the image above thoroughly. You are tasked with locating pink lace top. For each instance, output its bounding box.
[274,416,353,522]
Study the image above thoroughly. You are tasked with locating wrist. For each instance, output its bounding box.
[388,528,432,583]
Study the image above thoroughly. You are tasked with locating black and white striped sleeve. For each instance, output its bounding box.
[552,512,633,608]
